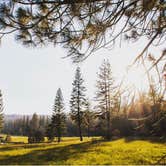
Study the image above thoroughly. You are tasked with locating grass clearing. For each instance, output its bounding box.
[0,136,165,165]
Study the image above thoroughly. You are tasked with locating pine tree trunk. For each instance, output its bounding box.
[104,77,110,140]
[58,128,61,143]
[107,86,111,140]
[106,111,111,140]
[58,120,61,143]
[87,125,90,138]
[58,136,61,143]
[77,82,83,141]
[78,121,83,141]
[78,104,83,141]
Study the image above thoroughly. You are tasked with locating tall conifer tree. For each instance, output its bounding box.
[96,59,115,140]
[50,88,66,143]
[70,67,86,141]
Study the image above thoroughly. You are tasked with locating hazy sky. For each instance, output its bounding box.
[0,35,162,115]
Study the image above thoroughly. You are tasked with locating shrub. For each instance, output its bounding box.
[46,124,55,142]
[34,130,45,142]
[5,135,12,143]
[28,136,35,144]
[0,136,5,143]
[28,129,45,143]
[112,129,121,139]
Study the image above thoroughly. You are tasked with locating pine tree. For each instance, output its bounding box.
[70,67,86,141]
[0,90,4,133]
[95,59,115,140]
[49,88,66,143]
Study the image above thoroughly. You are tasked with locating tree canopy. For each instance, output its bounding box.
[0,0,165,64]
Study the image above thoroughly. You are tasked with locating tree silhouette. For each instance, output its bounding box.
[48,88,66,142]
[70,67,86,141]
[95,59,116,140]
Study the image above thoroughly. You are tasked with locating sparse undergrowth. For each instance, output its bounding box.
[0,136,165,165]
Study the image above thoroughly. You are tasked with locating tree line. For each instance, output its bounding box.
[0,59,166,143]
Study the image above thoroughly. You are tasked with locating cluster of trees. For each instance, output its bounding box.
[2,113,49,143]
[46,62,121,142]
[37,59,166,142]
[1,59,166,143]
[3,115,49,136]
[27,113,46,143]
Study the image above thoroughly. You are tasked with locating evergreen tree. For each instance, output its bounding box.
[49,88,66,143]
[0,90,4,133]
[70,67,87,141]
[95,59,115,140]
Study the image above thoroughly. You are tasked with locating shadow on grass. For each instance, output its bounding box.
[0,140,102,165]
[1,137,165,165]
[0,142,59,152]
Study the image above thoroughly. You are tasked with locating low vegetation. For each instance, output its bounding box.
[0,136,165,165]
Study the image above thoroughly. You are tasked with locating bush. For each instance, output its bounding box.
[46,124,55,142]
[112,129,121,140]
[35,130,45,142]
[0,136,5,143]
[28,136,35,143]
[28,129,45,143]
[5,135,12,143]
[111,116,133,136]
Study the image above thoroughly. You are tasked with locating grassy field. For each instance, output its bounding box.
[0,136,165,165]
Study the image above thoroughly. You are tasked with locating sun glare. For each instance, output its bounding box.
[124,66,148,91]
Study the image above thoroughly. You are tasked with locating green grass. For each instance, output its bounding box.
[10,135,28,143]
[0,136,165,165]
[0,134,28,143]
